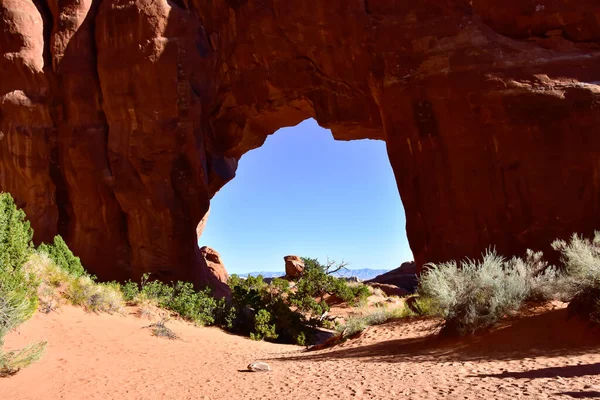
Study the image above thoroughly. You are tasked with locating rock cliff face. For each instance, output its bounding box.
[1,0,599,287]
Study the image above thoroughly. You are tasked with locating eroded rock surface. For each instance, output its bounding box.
[1,0,599,289]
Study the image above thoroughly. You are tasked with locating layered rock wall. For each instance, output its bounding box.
[1,0,599,285]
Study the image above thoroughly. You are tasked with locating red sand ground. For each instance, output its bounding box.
[3,303,600,400]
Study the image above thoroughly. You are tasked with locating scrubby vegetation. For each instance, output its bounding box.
[38,235,86,278]
[226,258,371,344]
[336,306,409,339]
[417,243,589,336]
[6,186,600,358]
[0,193,45,376]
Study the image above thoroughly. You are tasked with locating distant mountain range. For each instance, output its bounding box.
[240,268,392,281]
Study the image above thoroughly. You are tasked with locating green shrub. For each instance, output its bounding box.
[295,331,307,346]
[419,249,533,336]
[0,193,34,271]
[227,263,371,344]
[123,274,218,326]
[250,309,278,341]
[120,281,140,302]
[0,193,43,376]
[0,193,38,323]
[166,282,217,326]
[228,274,311,343]
[38,235,85,278]
[292,258,370,314]
[214,297,236,330]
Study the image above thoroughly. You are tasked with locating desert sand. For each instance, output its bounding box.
[3,304,600,400]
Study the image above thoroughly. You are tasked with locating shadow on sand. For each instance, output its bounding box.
[472,362,600,379]
[274,308,600,364]
[557,391,600,399]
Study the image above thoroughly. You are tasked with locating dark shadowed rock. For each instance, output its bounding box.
[368,262,418,293]
[368,282,410,298]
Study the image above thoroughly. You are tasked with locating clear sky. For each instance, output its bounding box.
[199,118,413,274]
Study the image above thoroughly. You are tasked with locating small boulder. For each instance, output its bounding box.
[284,255,304,278]
[247,361,272,372]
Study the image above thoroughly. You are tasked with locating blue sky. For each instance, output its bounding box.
[199,118,413,274]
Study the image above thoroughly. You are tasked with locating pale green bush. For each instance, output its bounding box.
[419,249,533,336]
[552,232,600,321]
[67,276,124,314]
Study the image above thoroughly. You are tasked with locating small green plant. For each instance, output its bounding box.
[336,306,406,339]
[0,341,47,377]
[410,296,435,316]
[120,281,141,302]
[295,331,307,346]
[145,318,180,340]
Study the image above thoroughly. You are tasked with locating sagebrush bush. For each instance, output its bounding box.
[552,232,600,321]
[553,232,600,281]
[507,250,567,302]
[419,249,536,336]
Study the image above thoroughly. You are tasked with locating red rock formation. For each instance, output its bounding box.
[1,0,599,289]
[284,255,304,278]
[198,246,230,298]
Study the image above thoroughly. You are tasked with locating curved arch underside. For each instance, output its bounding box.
[1,0,599,291]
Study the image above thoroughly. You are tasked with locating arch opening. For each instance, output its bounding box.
[198,118,412,277]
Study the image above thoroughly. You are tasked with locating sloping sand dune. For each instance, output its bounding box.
[3,304,600,400]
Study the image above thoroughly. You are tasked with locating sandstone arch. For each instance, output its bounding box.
[1,0,599,290]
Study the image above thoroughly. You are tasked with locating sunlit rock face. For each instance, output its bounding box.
[1,0,599,288]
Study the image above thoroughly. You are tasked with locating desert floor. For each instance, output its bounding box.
[3,304,600,400]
